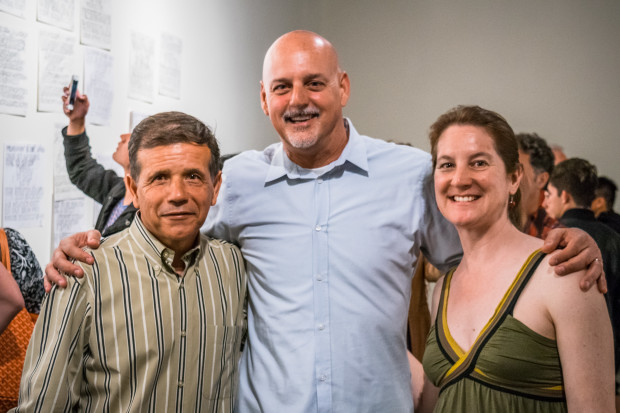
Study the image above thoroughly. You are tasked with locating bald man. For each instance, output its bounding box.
[203,31,603,412]
[49,31,604,412]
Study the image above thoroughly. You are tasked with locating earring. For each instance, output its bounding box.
[509,194,516,208]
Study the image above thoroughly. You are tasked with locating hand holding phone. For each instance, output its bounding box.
[66,75,79,111]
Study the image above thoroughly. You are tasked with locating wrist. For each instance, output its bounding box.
[67,119,86,135]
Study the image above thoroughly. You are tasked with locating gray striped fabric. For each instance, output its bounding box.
[15,216,246,412]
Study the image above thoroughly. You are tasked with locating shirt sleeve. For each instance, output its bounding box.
[202,167,237,243]
[15,270,91,412]
[4,228,44,314]
[62,126,123,205]
[419,169,463,273]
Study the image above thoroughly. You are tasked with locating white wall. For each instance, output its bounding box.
[317,0,620,184]
[2,0,619,267]
[0,0,314,265]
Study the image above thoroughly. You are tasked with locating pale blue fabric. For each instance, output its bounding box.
[203,120,462,413]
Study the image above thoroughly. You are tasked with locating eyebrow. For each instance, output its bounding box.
[270,73,326,85]
[469,151,493,159]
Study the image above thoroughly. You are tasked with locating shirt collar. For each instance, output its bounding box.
[264,118,369,183]
[129,214,202,274]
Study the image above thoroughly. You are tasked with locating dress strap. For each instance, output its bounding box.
[437,250,547,390]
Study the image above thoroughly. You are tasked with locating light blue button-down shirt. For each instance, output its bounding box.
[203,120,462,413]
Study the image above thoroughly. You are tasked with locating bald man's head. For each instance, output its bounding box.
[262,31,341,81]
[260,31,351,168]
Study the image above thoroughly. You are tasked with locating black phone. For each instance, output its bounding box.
[67,75,79,110]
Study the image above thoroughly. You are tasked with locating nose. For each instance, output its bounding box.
[452,165,472,187]
[168,177,189,205]
[289,83,309,107]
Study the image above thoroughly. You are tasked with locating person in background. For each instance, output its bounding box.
[420,106,614,413]
[13,112,246,412]
[516,132,562,238]
[62,86,137,236]
[0,263,24,334]
[0,228,44,411]
[0,228,44,316]
[592,176,620,234]
[47,31,605,412]
[550,144,567,165]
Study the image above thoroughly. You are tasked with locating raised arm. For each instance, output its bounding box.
[542,227,605,292]
[61,87,122,204]
[547,268,615,412]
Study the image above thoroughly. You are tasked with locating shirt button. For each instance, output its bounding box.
[319,375,327,382]
[315,225,321,231]
[318,324,325,331]
[181,330,186,337]
[316,274,323,281]
[317,178,323,184]
[153,265,161,272]
[178,381,184,387]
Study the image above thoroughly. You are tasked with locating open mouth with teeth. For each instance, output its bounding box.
[284,112,319,123]
[450,195,480,202]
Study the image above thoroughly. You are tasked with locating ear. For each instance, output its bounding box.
[591,196,606,215]
[560,189,572,206]
[210,171,222,207]
[533,171,549,190]
[260,81,269,116]
[339,71,351,107]
[125,174,139,209]
[509,163,523,195]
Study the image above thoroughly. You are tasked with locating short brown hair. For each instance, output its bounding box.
[428,105,521,226]
[549,158,598,208]
[129,111,220,180]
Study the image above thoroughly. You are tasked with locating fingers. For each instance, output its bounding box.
[577,257,605,292]
[86,230,102,248]
[548,247,605,292]
[540,228,569,255]
[44,261,68,292]
[43,274,52,293]
[59,238,94,266]
[595,265,608,294]
[44,230,100,291]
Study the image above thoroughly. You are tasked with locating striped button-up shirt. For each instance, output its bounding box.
[15,216,246,412]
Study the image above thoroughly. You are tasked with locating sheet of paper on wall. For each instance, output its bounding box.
[0,0,27,18]
[128,31,155,103]
[159,32,182,99]
[38,30,76,112]
[53,197,91,250]
[130,110,149,131]
[37,0,74,31]
[53,123,84,199]
[0,25,28,116]
[3,144,46,228]
[84,46,113,125]
[80,0,111,50]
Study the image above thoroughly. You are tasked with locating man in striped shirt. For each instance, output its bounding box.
[14,112,246,412]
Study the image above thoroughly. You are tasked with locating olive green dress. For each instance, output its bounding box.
[422,250,567,412]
